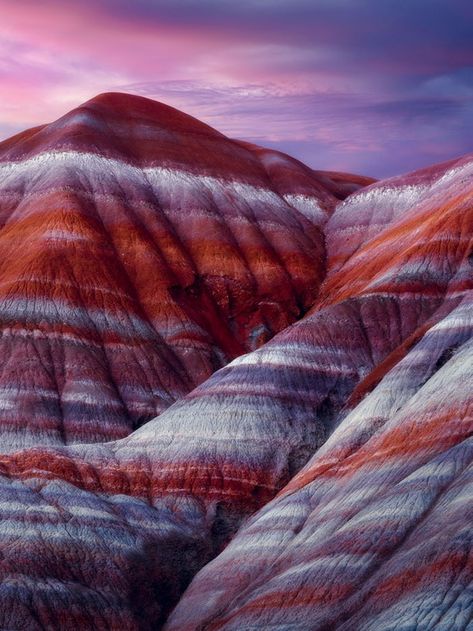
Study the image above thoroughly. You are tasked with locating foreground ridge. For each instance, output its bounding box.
[0,94,470,630]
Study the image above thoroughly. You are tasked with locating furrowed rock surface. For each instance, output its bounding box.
[0,92,371,451]
[0,144,470,629]
[167,292,473,631]
[166,156,473,630]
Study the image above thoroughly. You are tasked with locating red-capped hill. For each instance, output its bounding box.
[0,92,374,185]
[0,92,370,451]
[0,92,229,170]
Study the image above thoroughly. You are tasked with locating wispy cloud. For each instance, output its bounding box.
[0,0,472,176]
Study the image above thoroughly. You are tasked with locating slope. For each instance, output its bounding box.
[0,92,370,451]
[0,152,470,628]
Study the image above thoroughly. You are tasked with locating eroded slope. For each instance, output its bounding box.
[0,152,470,628]
[0,92,370,450]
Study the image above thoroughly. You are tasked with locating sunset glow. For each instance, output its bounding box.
[1,0,472,176]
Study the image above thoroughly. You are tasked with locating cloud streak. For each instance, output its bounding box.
[0,0,472,176]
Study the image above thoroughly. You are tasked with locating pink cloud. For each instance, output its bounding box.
[0,0,472,177]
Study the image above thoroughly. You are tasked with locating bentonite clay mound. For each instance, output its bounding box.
[0,94,471,630]
[0,92,372,451]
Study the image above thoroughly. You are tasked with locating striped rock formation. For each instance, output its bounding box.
[166,155,473,630]
[0,96,471,630]
[0,92,370,451]
[167,292,473,631]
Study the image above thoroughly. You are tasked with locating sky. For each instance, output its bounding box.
[0,0,472,178]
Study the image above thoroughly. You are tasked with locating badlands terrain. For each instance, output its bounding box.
[0,93,470,630]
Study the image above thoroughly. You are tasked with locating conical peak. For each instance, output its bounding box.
[80,92,225,138]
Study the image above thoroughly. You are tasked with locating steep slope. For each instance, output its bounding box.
[165,156,473,630]
[168,292,472,631]
[0,152,469,628]
[0,92,371,451]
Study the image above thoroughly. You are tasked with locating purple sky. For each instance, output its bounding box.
[0,0,472,177]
